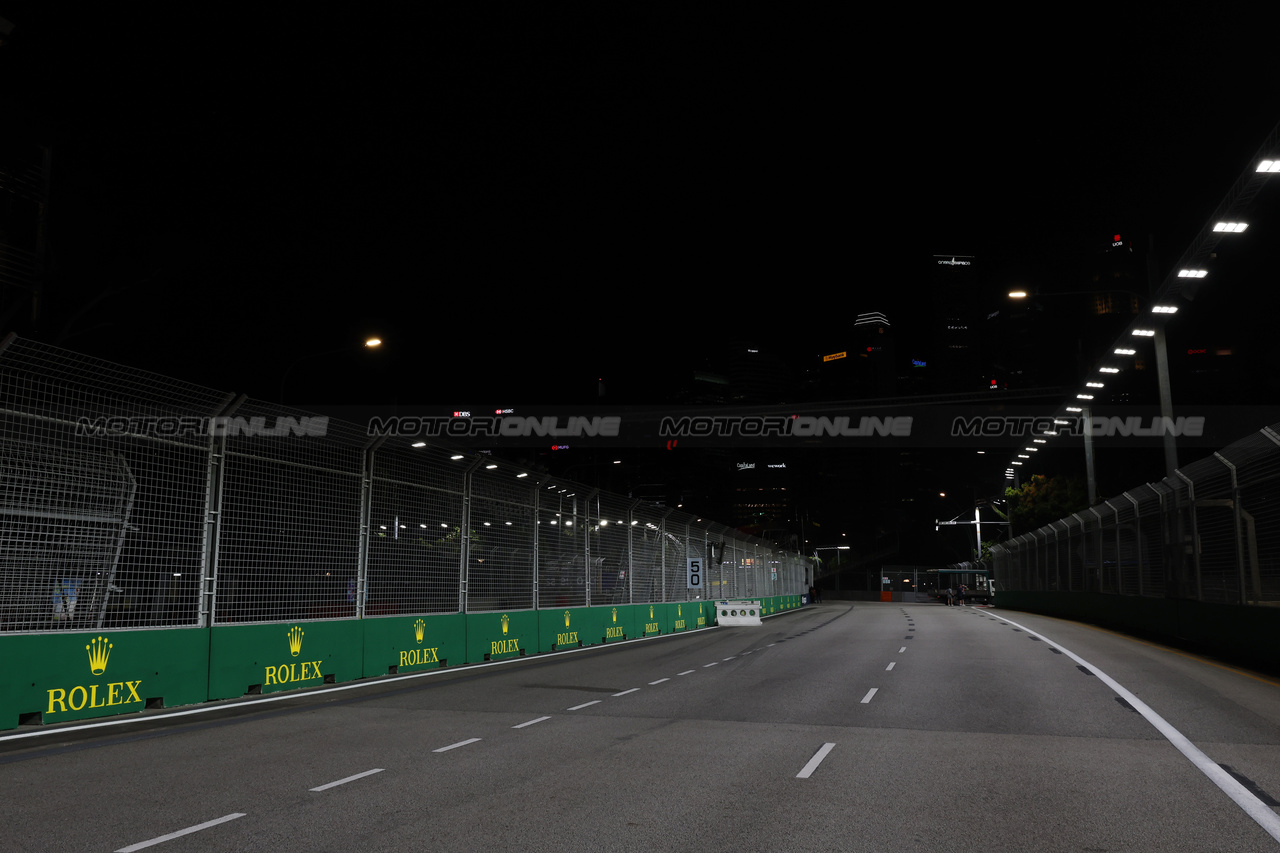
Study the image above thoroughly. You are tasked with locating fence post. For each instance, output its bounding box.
[356,436,386,620]
[458,458,485,614]
[584,489,598,608]
[1123,492,1143,596]
[532,482,542,610]
[200,393,243,628]
[1213,453,1249,605]
[1104,500,1122,595]
[1174,470,1202,601]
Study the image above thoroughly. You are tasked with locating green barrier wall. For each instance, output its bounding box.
[0,627,210,729]
[208,620,364,700]
[538,607,608,652]
[466,609,540,662]
[0,598,813,730]
[601,605,633,642]
[364,613,467,675]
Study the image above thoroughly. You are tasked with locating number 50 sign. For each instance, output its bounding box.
[687,558,702,589]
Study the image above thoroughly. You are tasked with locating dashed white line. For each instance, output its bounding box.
[433,738,482,752]
[310,768,384,792]
[512,716,550,729]
[899,646,907,653]
[650,677,671,684]
[797,743,836,779]
[861,688,878,704]
[115,813,247,852]
[885,662,896,671]
[677,670,695,676]
[703,662,718,668]
[723,656,736,661]
[613,688,640,697]
[568,700,601,711]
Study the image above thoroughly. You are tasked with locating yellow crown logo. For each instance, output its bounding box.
[564,611,571,628]
[414,619,425,644]
[678,604,682,616]
[86,636,112,675]
[611,608,617,623]
[501,614,509,635]
[288,626,304,657]
[649,605,654,619]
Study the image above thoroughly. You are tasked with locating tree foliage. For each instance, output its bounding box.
[1003,474,1088,534]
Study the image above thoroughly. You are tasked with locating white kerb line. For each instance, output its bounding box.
[114,813,246,852]
[797,743,836,779]
[985,611,1280,844]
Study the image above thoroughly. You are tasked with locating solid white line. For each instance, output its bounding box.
[613,688,640,697]
[512,716,550,729]
[886,662,896,671]
[309,768,384,792]
[861,688,878,704]
[797,743,836,779]
[677,670,695,676]
[987,611,1280,843]
[568,700,601,711]
[650,678,671,684]
[115,813,246,852]
[433,738,481,753]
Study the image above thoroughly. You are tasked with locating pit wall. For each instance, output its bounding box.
[0,596,806,731]
[995,591,1280,672]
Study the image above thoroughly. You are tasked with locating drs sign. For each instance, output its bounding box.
[687,558,703,590]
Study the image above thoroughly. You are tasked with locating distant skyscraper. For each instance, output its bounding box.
[927,254,982,394]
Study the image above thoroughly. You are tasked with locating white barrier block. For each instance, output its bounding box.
[716,600,763,627]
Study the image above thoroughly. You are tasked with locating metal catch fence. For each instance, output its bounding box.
[991,422,1280,606]
[0,335,810,632]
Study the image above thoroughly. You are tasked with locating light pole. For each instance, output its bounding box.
[1007,288,1179,500]
[279,337,382,405]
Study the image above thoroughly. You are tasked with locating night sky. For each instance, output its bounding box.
[3,7,1278,557]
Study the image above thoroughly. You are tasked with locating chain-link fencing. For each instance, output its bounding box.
[0,335,809,632]
[992,422,1280,606]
